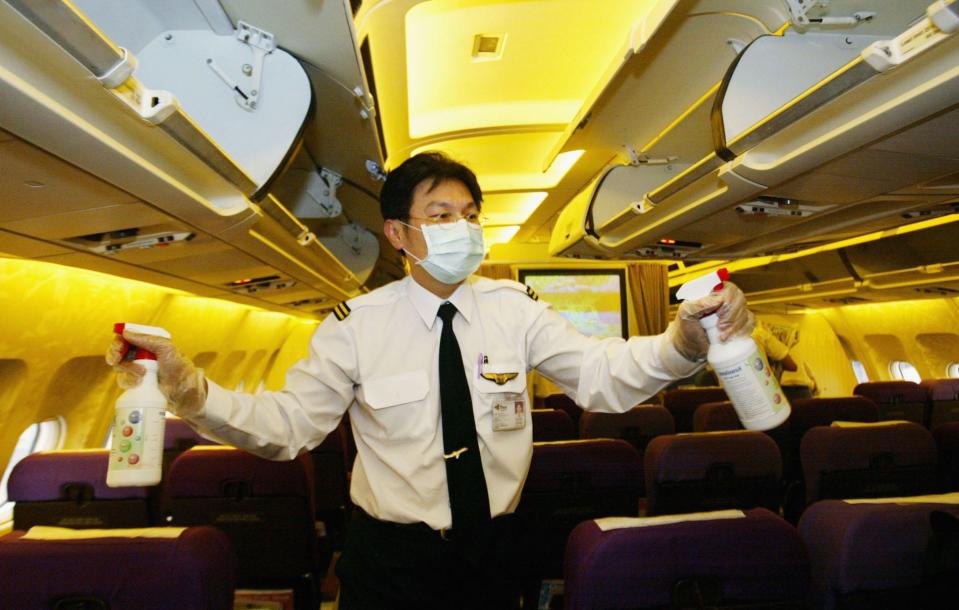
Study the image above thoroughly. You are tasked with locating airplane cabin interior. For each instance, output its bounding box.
[1,0,959,608]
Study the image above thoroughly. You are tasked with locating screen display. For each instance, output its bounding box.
[519,270,627,339]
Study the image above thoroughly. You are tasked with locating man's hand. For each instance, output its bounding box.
[105,330,207,417]
[667,282,755,362]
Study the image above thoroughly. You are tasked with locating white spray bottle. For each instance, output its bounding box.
[106,323,170,487]
[676,269,790,431]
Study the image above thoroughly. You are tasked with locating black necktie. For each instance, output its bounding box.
[437,302,491,532]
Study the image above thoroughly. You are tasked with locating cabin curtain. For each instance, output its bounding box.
[627,263,669,336]
[476,264,514,281]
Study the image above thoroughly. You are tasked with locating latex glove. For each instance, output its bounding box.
[105,330,207,417]
[667,281,755,362]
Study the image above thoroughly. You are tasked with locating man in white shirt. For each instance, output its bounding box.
[108,152,753,609]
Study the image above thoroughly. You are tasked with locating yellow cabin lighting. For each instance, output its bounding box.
[404,0,656,138]
[481,192,548,226]
[483,225,521,250]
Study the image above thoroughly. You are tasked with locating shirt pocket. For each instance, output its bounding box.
[476,363,528,396]
[361,370,432,441]
[475,359,529,430]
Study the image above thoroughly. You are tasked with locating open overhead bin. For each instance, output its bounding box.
[550,0,959,262]
[711,216,959,309]
[0,0,384,314]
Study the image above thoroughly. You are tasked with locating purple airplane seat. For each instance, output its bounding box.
[933,421,959,490]
[784,397,880,483]
[645,431,782,516]
[516,439,643,588]
[801,422,939,507]
[662,387,728,433]
[800,495,959,609]
[578,404,675,466]
[0,525,235,609]
[8,450,152,529]
[163,416,217,452]
[531,408,577,442]
[564,507,809,609]
[693,401,743,432]
[854,381,927,426]
[163,446,317,608]
[922,378,959,430]
[543,392,584,426]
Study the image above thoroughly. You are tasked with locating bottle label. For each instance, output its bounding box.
[109,406,165,472]
[713,348,788,424]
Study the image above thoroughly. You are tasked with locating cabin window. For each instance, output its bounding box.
[889,361,921,383]
[0,417,66,527]
[850,360,869,384]
[947,362,959,378]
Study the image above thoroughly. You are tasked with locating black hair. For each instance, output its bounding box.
[379,152,483,221]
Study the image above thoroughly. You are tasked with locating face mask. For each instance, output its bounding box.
[400,219,485,284]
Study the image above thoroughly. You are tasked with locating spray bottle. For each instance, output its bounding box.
[106,323,170,487]
[676,269,790,431]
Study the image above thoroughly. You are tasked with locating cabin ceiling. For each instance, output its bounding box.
[1,0,958,314]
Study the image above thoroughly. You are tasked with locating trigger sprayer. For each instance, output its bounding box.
[106,323,171,487]
[676,269,790,431]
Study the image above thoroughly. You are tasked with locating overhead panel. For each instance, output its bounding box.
[404,0,654,138]
[412,132,583,192]
[0,0,375,311]
[548,0,959,262]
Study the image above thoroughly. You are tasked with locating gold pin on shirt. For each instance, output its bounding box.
[481,372,519,385]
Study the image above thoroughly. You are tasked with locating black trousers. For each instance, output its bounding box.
[335,509,523,610]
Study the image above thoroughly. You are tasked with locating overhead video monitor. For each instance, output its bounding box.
[518,269,628,339]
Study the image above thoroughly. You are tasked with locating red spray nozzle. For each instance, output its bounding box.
[113,323,171,362]
[677,267,730,301]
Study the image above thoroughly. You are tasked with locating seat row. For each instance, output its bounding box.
[6,445,321,609]
[534,379,959,440]
[0,525,237,610]
[564,494,959,609]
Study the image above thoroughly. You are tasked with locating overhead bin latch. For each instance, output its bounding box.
[234,21,275,111]
[784,0,875,28]
[623,145,677,167]
[861,1,958,72]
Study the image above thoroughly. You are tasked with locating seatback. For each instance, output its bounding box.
[933,422,959,491]
[922,378,959,430]
[578,404,674,462]
[854,381,927,425]
[0,526,235,610]
[645,431,782,516]
[163,447,317,605]
[163,417,217,475]
[164,416,216,452]
[8,450,152,529]
[801,422,939,505]
[309,419,352,553]
[564,508,809,610]
[663,387,728,433]
[516,439,643,580]
[531,408,577,442]
[693,401,743,432]
[543,393,583,426]
[786,397,880,481]
[799,496,959,609]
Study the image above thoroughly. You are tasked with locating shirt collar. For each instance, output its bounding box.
[405,275,475,329]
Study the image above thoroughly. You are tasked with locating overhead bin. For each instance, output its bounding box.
[0,0,383,311]
[717,218,959,308]
[550,0,959,262]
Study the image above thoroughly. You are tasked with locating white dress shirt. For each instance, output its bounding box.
[189,275,700,530]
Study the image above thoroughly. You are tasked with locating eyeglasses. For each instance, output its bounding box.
[407,211,486,228]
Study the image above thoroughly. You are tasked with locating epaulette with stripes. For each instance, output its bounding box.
[332,301,351,321]
[525,285,539,301]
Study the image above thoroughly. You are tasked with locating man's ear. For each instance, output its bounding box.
[384,219,406,252]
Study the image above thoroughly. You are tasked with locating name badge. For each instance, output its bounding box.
[492,393,526,431]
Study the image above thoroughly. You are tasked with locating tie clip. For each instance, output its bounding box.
[444,447,468,460]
